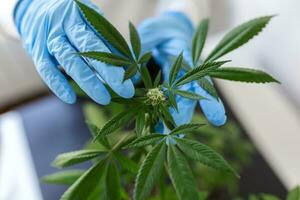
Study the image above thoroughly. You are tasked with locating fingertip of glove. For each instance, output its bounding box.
[59,92,77,104]
[93,93,111,105]
[114,80,135,99]
[199,97,227,127]
[210,114,227,127]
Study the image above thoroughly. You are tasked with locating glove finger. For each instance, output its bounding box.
[170,93,197,126]
[48,35,111,105]
[194,82,227,126]
[138,12,194,55]
[35,54,76,104]
[65,15,134,98]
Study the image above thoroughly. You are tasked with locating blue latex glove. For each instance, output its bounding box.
[138,12,227,130]
[14,0,134,104]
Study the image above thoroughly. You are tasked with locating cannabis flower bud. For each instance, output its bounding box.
[146,88,166,106]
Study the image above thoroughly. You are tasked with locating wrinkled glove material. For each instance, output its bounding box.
[14,0,135,105]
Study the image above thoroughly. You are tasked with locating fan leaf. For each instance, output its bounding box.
[209,67,279,83]
[167,145,199,200]
[60,160,106,200]
[124,134,164,149]
[169,123,205,136]
[129,22,142,59]
[76,1,132,58]
[134,142,166,200]
[169,53,183,85]
[94,106,143,141]
[175,60,229,86]
[140,66,153,89]
[175,138,238,177]
[124,63,138,81]
[197,78,219,99]
[42,170,84,185]
[192,18,209,65]
[105,160,121,200]
[79,52,131,66]
[173,89,206,100]
[53,150,104,168]
[205,16,273,62]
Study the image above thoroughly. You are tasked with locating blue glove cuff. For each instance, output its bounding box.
[13,0,33,34]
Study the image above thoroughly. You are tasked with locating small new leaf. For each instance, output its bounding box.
[173,89,206,100]
[53,150,104,168]
[134,142,166,200]
[167,145,199,200]
[129,22,142,59]
[175,138,238,177]
[205,16,274,62]
[209,67,279,83]
[169,53,183,85]
[192,18,209,65]
[76,1,132,58]
[79,52,131,66]
[42,170,84,185]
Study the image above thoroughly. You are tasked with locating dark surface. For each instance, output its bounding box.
[218,89,287,199]
[18,96,91,200]
[17,93,287,200]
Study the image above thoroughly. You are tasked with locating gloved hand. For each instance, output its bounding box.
[14,0,134,104]
[138,12,227,130]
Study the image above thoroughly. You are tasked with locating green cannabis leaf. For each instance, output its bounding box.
[76,1,131,58]
[169,53,184,86]
[93,106,143,140]
[192,18,209,65]
[104,160,121,200]
[175,138,238,177]
[175,60,229,86]
[167,145,199,200]
[173,89,205,100]
[52,149,105,168]
[129,22,142,59]
[60,160,106,200]
[205,16,274,62]
[168,123,204,136]
[78,52,131,66]
[124,134,164,149]
[42,170,84,185]
[197,78,219,99]
[134,142,166,200]
[209,67,279,83]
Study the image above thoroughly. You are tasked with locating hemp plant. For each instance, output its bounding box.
[42,1,279,200]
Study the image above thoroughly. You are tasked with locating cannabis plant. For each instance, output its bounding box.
[42,1,279,200]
